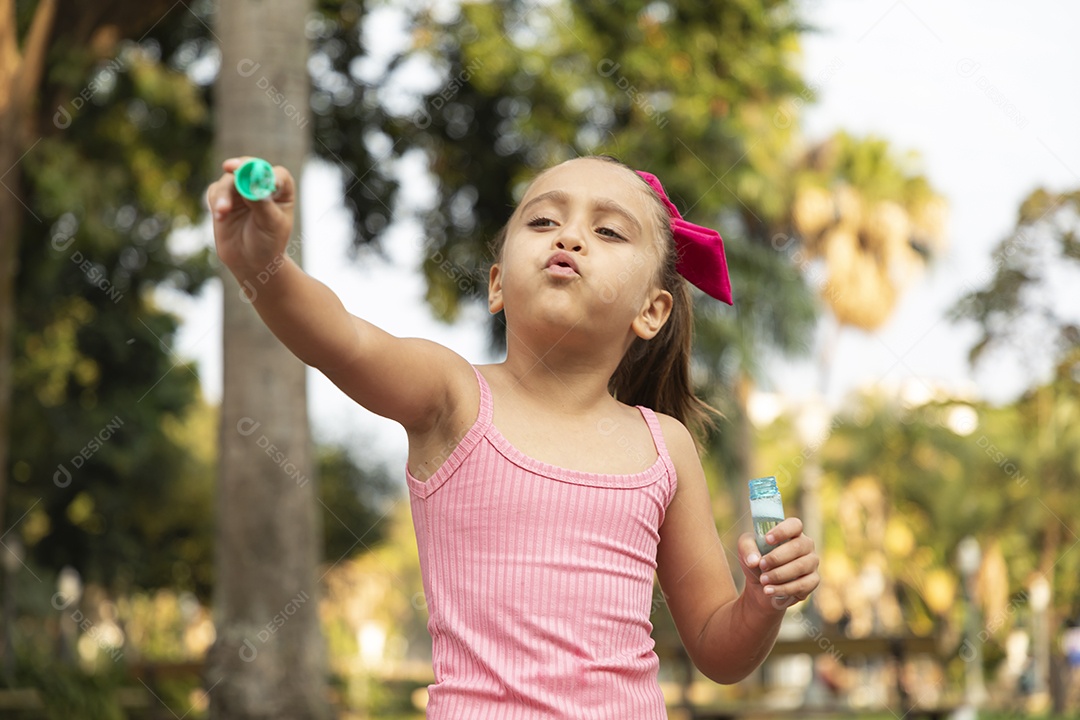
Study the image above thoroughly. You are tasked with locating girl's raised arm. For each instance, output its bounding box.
[208,158,470,433]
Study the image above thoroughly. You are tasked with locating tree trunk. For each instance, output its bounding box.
[732,371,754,540]
[727,370,762,605]
[206,1,325,718]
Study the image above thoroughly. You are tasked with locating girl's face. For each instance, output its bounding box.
[488,158,673,348]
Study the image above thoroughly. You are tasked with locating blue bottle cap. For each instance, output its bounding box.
[234,158,277,201]
[748,476,779,500]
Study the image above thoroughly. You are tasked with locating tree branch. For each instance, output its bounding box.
[14,0,59,120]
[0,0,17,84]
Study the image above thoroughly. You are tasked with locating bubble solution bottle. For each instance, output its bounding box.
[749,476,785,555]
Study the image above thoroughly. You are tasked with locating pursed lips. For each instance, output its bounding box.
[545,251,579,275]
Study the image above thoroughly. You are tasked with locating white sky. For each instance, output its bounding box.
[162,0,1080,467]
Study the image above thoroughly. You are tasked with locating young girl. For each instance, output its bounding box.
[208,155,819,718]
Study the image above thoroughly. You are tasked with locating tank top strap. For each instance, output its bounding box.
[636,406,678,502]
[471,364,494,430]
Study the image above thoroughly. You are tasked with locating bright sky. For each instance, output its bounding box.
[163,0,1080,467]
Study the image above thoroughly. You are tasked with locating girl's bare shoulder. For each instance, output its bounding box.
[650,411,701,470]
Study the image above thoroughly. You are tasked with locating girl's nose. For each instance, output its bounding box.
[553,214,587,252]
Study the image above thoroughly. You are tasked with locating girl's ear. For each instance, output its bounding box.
[488,263,504,314]
[632,287,673,340]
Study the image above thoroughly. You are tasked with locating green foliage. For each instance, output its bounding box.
[318,444,396,562]
[758,359,1080,638]
[797,131,935,207]
[8,0,400,595]
[946,185,1080,617]
[693,233,818,484]
[990,352,1080,619]
[823,396,991,551]
[9,4,217,597]
[8,651,126,720]
[695,234,818,383]
[306,0,399,247]
[950,187,1080,368]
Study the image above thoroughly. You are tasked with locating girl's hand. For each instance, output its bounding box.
[738,517,819,610]
[206,157,295,282]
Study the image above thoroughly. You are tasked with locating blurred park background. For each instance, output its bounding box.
[2,0,1079,718]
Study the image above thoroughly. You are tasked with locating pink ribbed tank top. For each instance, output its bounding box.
[406,365,677,719]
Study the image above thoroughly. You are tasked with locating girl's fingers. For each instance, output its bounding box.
[243,169,293,233]
[221,156,252,173]
[759,532,814,571]
[737,532,763,573]
[765,571,820,603]
[756,530,819,600]
[207,178,229,220]
[208,174,242,221]
[759,547,820,602]
[269,165,295,203]
[758,553,819,589]
[763,516,804,547]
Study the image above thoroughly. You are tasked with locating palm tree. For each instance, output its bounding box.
[786,132,947,654]
[206,1,327,718]
[792,132,948,334]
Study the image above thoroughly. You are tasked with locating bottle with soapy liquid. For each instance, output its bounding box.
[749,475,786,555]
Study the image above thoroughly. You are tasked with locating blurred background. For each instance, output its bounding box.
[2,0,1079,718]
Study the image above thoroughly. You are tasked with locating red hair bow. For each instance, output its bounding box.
[636,170,733,305]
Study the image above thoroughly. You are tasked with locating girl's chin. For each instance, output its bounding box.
[513,304,586,331]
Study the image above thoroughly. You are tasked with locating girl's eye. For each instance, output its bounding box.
[526,216,625,241]
[597,227,627,241]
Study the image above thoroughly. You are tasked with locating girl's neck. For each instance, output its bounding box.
[497,342,624,415]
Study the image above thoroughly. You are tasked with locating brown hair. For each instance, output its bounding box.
[489,155,719,446]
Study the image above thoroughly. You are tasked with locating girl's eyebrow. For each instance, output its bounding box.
[520,189,643,236]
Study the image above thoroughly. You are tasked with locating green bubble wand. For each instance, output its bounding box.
[234,158,277,201]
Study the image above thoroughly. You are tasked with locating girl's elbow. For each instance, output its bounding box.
[696,662,753,686]
[689,649,767,685]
